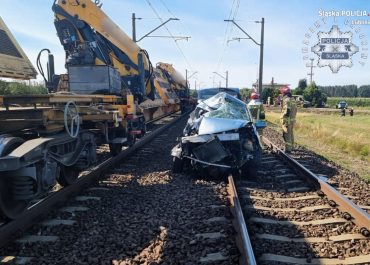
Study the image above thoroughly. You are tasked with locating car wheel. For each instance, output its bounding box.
[241,164,256,179]
[172,156,184,173]
[242,147,262,179]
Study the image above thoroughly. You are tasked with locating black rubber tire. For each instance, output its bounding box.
[244,164,258,179]
[242,146,262,179]
[252,146,262,167]
[172,156,184,173]
[0,136,24,156]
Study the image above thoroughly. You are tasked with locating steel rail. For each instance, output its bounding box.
[145,110,181,125]
[262,136,370,234]
[0,113,185,248]
[228,175,257,265]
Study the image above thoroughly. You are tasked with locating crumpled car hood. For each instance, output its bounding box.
[185,92,252,135]
[198,117,248,135]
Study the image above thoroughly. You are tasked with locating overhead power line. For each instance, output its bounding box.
[159,0,192,44]
[145,0,193,71]
[215,0,236,71]
[215,0,240,72]
[159,0,177,18]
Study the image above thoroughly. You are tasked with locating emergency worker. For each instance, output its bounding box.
[349,108,354,116]
[247,92,266,135]
[280,86,297,152]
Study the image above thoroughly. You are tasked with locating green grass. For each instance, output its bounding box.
[327,97,370,109]
[266,111,370,181]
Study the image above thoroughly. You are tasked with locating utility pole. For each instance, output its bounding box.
[307,58,316,84]
[185,69,188,89]
[132,13,137,42]
[258,18,264,95]
[225,18,264,94]
[213,71,228,88]
[226,70,229,88]
[186,70,198,89]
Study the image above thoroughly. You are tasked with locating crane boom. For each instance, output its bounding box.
[52,0,154,100]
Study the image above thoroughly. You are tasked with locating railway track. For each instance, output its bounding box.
[0,113,181,244]
[286,149,370,215]
[230,136,370,265]
[1,115,369,264]
[0,112,239,264]
[263,126,370,215]
[0,112,177,225]
[0,112,177,223]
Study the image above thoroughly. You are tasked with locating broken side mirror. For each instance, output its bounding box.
[255,120,266,129]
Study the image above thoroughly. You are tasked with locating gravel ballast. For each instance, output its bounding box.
[0,118,239,264]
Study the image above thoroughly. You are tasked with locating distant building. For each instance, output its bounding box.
[253,77,289,91]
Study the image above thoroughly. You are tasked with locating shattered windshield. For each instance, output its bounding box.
[198,88,240,100]
[202,92,251,121]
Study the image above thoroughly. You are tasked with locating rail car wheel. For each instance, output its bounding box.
[0,177,34,220]
[137,124,146,139]
[57,166,79,186]
[0,136,32,220]
[109,143,122,156]
[128,135,136,147]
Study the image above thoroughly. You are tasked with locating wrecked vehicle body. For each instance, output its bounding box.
[171,92,263,177]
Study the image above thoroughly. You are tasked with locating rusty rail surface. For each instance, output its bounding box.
[228,175,257,265]
[262,136,370,234]
[0,112,185,249]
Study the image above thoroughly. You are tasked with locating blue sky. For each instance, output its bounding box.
[1,0,370,89]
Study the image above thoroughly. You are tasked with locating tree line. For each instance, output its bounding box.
[0,80,48,95]
[317,84,370,97]
[256,79,327,107]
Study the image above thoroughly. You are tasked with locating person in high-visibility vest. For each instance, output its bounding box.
[247,92,266,135]
[280,86,297,152]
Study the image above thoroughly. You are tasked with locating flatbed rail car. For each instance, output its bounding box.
[0,93,141,219]
[0,0,190,220]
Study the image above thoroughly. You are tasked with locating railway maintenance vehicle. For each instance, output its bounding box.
[0,0,188,219]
